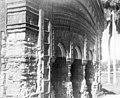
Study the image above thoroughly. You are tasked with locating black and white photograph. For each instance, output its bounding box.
[0,0,120,98]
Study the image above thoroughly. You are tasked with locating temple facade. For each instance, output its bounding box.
[0,0,105,98]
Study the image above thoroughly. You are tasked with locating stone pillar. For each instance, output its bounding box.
[98,37,102,91]
[85,60,95,98]
[71,59,83,98]
[1,0,39,98]
[0,31,7,98]
[0,0,6,97]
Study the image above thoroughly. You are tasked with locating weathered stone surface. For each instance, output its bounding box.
[4,38,37,98]
[0,87,4,98]
[0,0,5,31]
[0,0,104,98]
[0,21,37,97]
[85,61,95,98]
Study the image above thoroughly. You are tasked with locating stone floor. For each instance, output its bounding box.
[97,83,120,98]
[102,94,120,98]
[98,72,120,98]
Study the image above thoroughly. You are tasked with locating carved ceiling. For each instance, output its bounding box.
[33,0,105,42]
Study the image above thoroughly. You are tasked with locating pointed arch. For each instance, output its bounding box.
[56,42,66,57]
[74,46,82,59]
[88,50,93,60]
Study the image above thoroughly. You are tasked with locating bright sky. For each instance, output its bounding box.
[102,24,109,62]
[102,23,120,62]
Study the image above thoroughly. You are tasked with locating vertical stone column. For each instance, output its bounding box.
[98,37,102,91]
[0,31,7,98]
[81,36,88,98]
[65,41,74,98]
[85,60,95,98]
[66,59,73,98]
[1,0,39,97]
[0,0,6,97]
